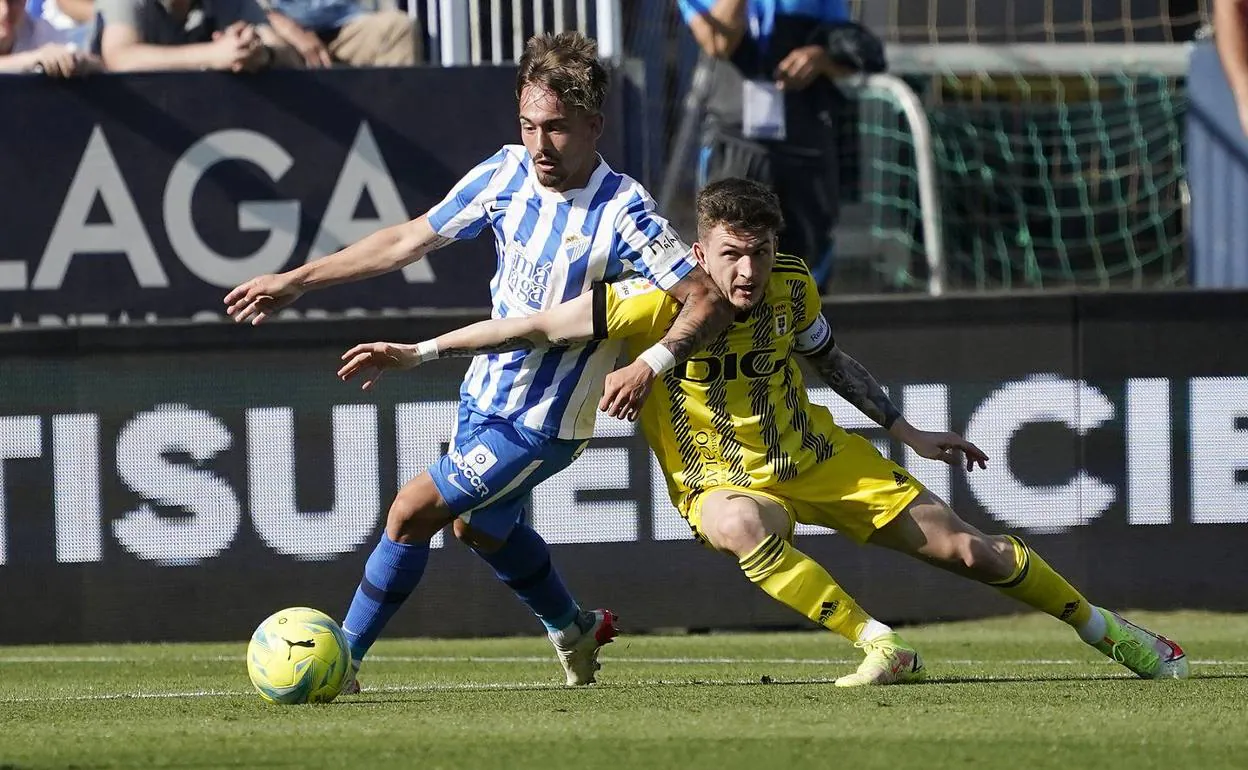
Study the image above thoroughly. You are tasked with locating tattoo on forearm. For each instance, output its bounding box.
[659,291,734,363]
[424,235,455,255]
[814,348,901,429]
[439,336,536,358]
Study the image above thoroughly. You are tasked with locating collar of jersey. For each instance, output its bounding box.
[528,154,610,203]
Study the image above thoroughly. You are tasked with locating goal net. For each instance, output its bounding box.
[855,44,1191,292]
[627,0,1208,292]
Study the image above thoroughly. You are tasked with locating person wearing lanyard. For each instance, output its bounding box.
[679,0,862,290]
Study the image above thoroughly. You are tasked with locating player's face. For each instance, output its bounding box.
[518,83,603,192]
[694,224,776,311]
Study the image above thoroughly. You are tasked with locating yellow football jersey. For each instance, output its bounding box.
[592,255,843,509]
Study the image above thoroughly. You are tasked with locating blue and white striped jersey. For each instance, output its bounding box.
[426,145,697,440]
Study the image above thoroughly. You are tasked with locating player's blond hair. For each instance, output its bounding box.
[516,31,609,116]
[696,178,786,239]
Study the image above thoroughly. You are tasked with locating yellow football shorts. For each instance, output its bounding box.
[678,431,926,545]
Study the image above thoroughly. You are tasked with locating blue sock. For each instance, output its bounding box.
[342,533,429,664]
[475,523,581,633]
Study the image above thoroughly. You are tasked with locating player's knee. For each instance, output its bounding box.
[386,475,452,544]
[452,518,506,553]
[952,533,1013,580]
[977,535,1018,581]
[703,498,770,556]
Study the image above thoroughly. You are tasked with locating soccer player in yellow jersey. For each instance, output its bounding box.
[338,178,1190,685]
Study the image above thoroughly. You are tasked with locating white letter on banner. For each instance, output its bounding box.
[1190,377,1248,524]
[33,126,168,290]
[247,405,379,559]
[309,122,434,283]
[113,405,241,565]
[52,414,102,563]
[964,375,1116,533]
[0,416,42,566]
[532,413,637,544]
[651,452,691,541]
[395,401,460,548]
[902,383,951,503]
[1126,378,1171,525]
[164,129,300,288]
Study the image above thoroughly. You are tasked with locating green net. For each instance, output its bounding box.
[857,71,1188,291]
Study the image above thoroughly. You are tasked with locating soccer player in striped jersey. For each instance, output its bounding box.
[224,31,734,690]
[339,177,1190,685]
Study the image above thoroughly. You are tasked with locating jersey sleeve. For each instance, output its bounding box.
[612,191,697,291]
[790,261,836,356]
[425,147,511,240]
[676,0,714,23]
[591,277,679,343]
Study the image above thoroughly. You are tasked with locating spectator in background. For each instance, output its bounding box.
[26,0,93,49]
[0,0,99,74]
[96,0,301,71]
[1215,0,1248,136]
[679,0,883,289]
[262,0,420,68]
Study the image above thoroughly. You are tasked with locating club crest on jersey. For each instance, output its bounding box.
[562,233,591,261]
[773,305,790,336]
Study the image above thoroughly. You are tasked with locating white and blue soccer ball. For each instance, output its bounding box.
[246,607,351,704]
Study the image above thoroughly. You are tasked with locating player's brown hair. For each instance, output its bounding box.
[696,178,785,239]
[516,31,609,116]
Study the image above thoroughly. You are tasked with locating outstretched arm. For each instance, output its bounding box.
[805,343,988,471]
[225,216,452,325]
[337,293,595,390]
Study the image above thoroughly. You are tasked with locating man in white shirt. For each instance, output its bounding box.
[0,0,100,75]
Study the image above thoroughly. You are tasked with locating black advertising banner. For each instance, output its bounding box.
[0,67,626,325]
[1,291,1247,644]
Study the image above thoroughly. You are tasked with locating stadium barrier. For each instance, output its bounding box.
[2,290,1247,644]
[0,67,627,326]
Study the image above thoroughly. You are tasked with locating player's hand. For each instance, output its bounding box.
[210,23,262,71]
[33,44,82,77]
[337,342,421,391]
[224,272,304,325]
[288,25,333,68]
[600,359,656,422]
[902,428,989,472]
[774,45,835,91]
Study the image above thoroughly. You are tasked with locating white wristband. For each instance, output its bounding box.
[415,340,440,363]
[637,343,677,375]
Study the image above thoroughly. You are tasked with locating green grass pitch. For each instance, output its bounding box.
[2,611,1245,769]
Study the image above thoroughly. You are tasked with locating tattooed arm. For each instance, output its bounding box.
[654,267,736,363]
[805,340,989,471]
[598,267,735,421]
[337,293,597,390]
[226,215,454,324]
[808,344,902,431]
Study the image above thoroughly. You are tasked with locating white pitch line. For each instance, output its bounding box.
[0,678,842,704]
[1,655,1245,666]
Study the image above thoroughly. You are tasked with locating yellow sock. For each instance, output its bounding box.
[739,534,874,643]
[989,535,1092,627]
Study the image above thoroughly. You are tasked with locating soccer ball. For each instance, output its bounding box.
[246,607,351,705]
